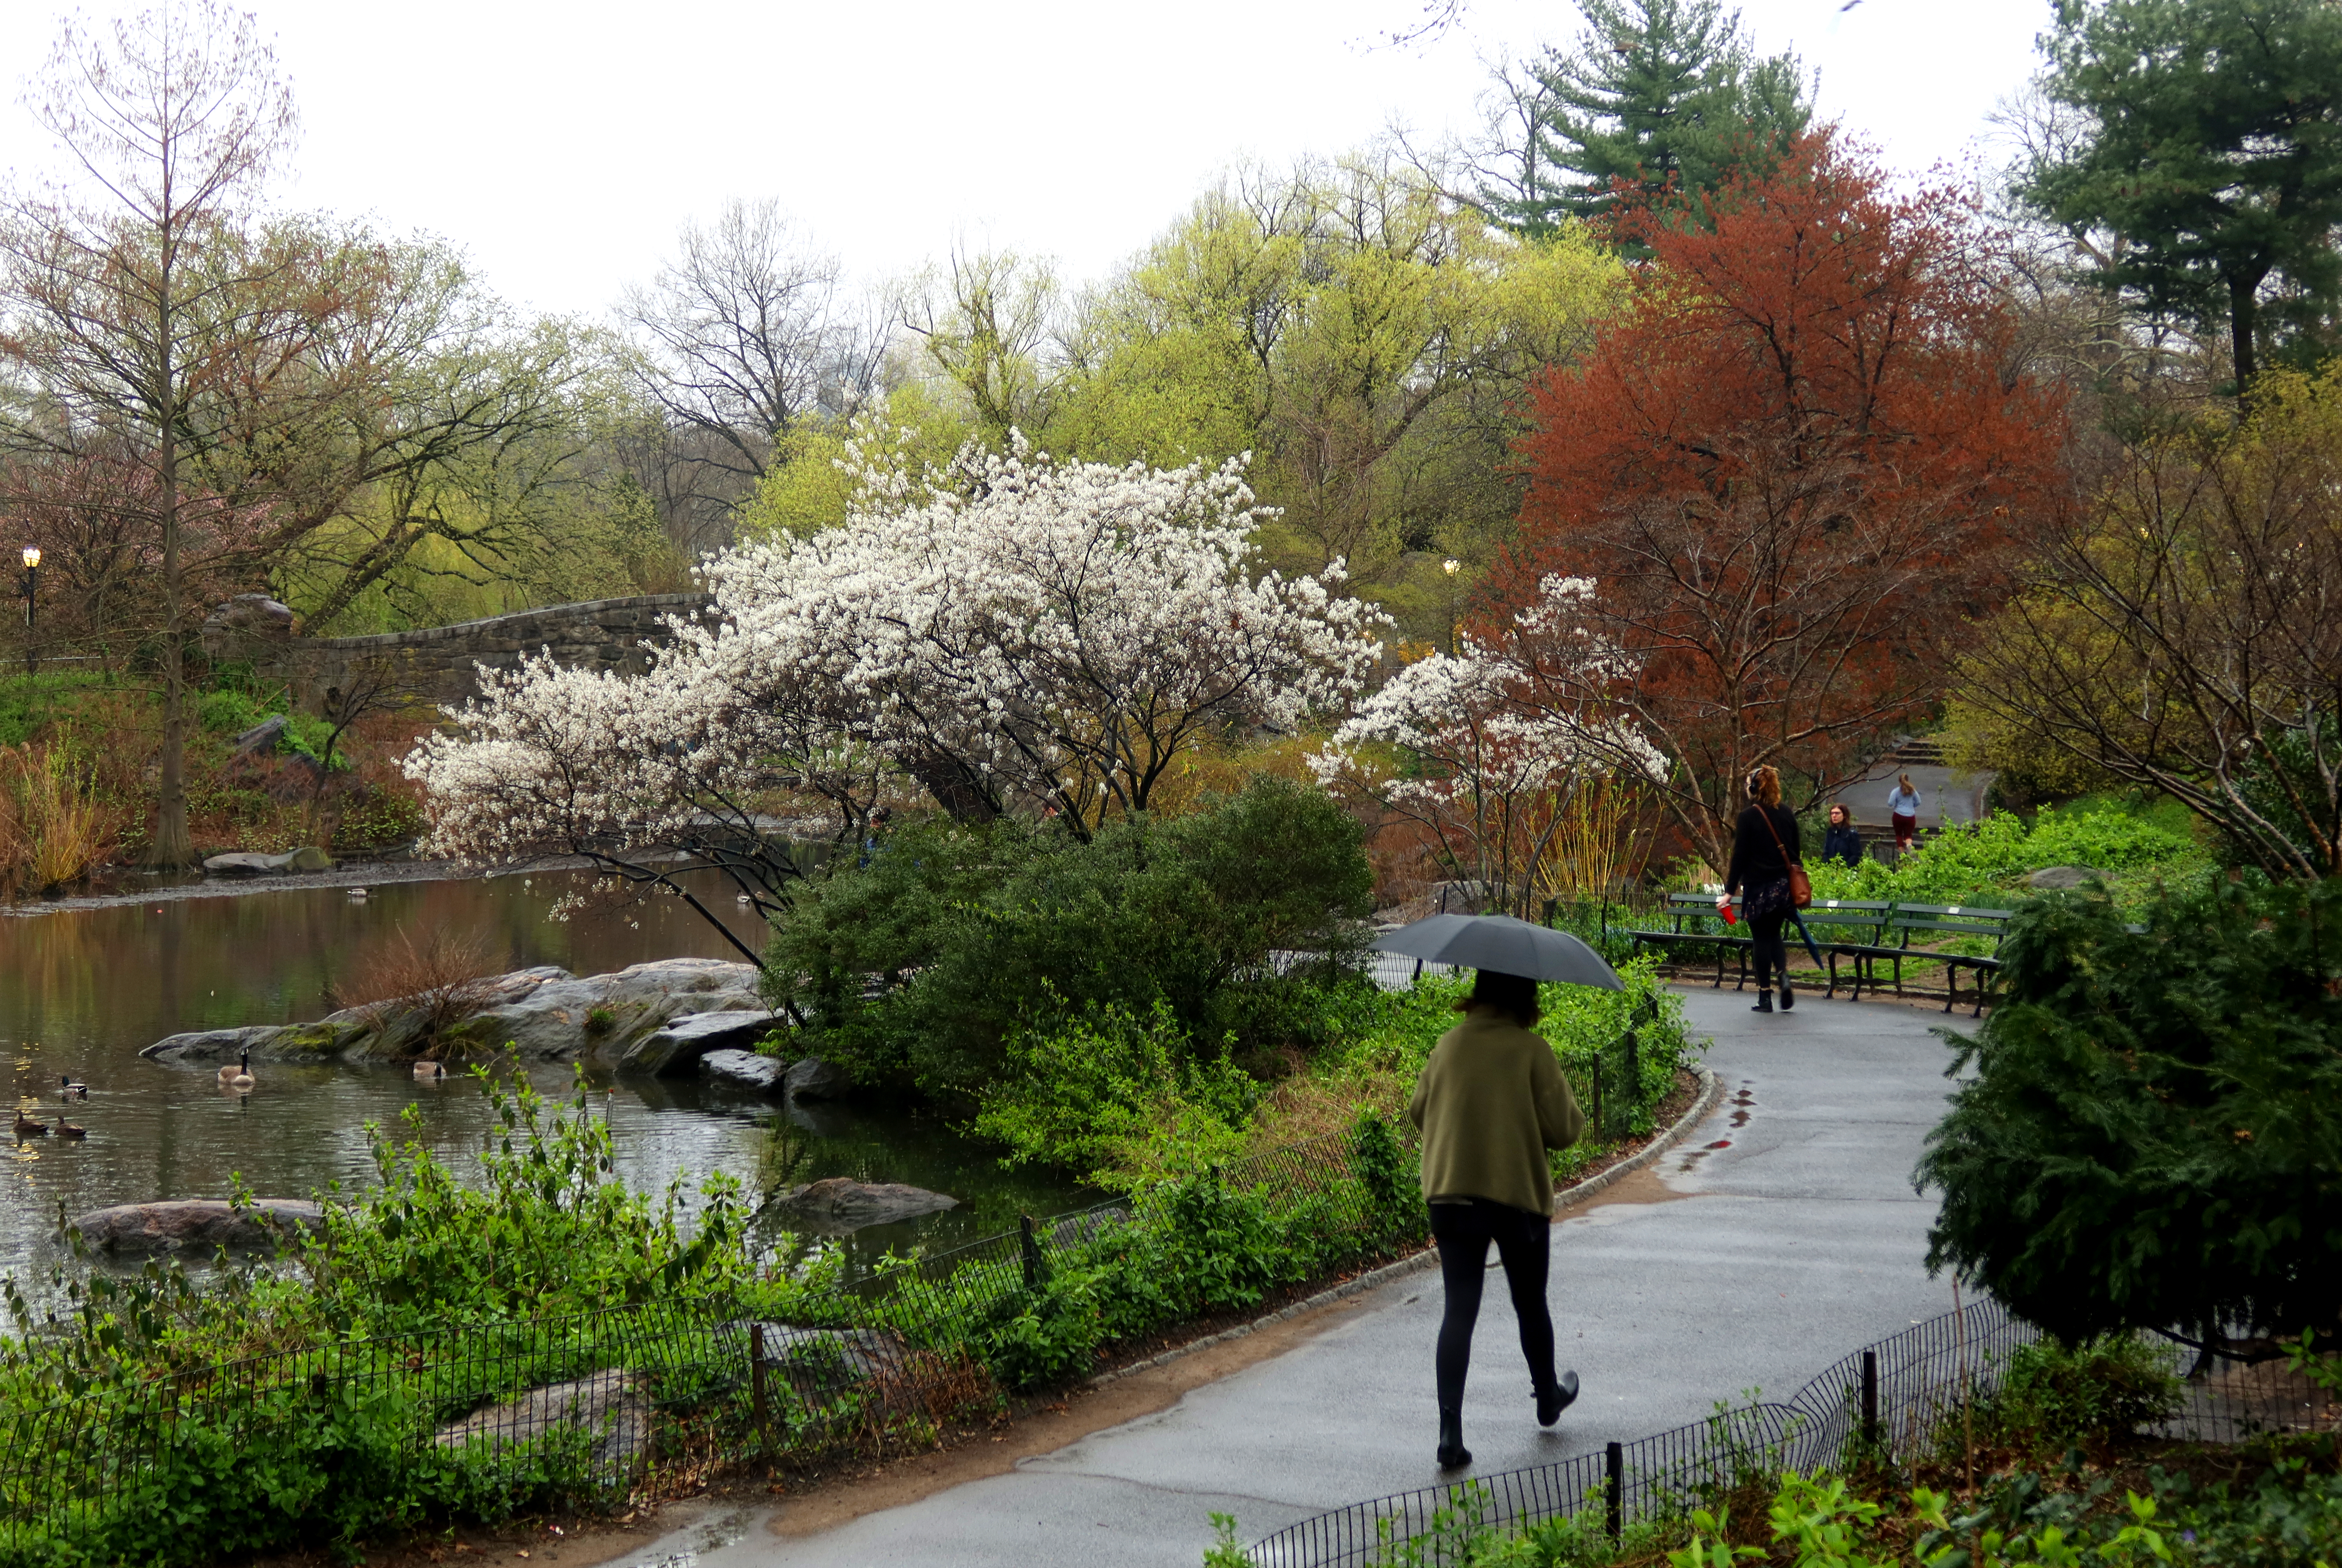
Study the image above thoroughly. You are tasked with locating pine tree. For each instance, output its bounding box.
[1482,0,1810,233]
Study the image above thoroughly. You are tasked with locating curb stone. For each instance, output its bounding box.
[1085,1064,1726,1391]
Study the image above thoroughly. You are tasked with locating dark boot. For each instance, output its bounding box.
[1751,989,1773,1013]
[1536,1370,1580,1428]
[1780,980,1795,1011]
[1437,1406,1472,1470]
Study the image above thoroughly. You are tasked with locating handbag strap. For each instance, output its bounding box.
[1756,803,1802,869]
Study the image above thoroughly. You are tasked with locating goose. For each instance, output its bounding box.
[218,1050,256,1092]
[53,1116,84,1140]
[413,1059,447,1082]
[13,1109,48,1138]
[58,1075,87,1100]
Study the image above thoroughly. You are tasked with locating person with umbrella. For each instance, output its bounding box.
[1723,764,1804,1014]
[1380,915,1612,1470]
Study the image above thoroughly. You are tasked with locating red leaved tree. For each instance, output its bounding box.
[1500,132,2069,874]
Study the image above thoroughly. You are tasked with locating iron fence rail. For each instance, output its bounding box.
[1241,1300,2335,1567]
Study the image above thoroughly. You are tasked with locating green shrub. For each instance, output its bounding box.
[1917,876,2342,1345]
[0,671,109,746]
[1807,801,2204,908]
[1968,1336,2182,1456]
[763,776,1374,1098]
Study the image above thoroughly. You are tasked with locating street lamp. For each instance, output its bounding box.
[15,547,35,680]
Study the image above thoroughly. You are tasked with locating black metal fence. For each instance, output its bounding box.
[1241,1299,2338,1566]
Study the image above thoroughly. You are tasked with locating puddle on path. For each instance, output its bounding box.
[1677,1081,1756,1173]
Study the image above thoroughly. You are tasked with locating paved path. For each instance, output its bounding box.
[670,989,1974,1568]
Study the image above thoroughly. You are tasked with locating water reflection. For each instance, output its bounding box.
[0,870,1091,1288]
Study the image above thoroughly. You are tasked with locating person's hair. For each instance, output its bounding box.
[1454,968,1541,1027]
[1828,801,1848,823]
[1899,772,1914,792]
[1745,765,1782,807]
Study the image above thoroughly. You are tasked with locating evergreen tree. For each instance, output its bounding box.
[1482,0,1810,233]
[2020,0,2342,395]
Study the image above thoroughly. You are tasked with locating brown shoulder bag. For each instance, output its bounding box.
[1759,806,1811,909]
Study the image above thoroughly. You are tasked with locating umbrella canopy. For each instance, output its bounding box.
[1371,913,1623,990]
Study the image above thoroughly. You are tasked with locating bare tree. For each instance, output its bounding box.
[618,200,876,552]
[900,247,1067,443]
[0,0,297,868]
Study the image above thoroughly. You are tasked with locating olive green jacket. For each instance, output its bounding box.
[1405,1007,1586,1217]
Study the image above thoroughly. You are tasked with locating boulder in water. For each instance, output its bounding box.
[766,1177,956,1231]
[784,1055,852,1101]
[69,1198,323,1254]
[623,1008,777,1076]
[698,1047,787,1093]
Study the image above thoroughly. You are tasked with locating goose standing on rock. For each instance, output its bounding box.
[58,1075,87,1100]
[13,1109,49,1138]
[219,1050,256,1092]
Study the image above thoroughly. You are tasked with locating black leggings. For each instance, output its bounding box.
[1429,1198,1558,1411]
[1749,911,1788,990]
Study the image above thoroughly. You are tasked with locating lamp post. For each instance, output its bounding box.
[16,547,36,680]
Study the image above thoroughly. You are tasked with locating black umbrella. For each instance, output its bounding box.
[1371,913,1624,990]
[1786,906,1827,969]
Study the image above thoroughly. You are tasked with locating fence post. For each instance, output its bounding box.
[1860,1349,1880,1450]
[1019,1214,1043,1290]
[1605,1440,1623,1541]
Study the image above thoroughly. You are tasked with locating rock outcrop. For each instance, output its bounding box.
[68,1198,323,1254]
[140,957,768,1070]
[2024,866,2106,891]
[698,1048,787,1094]
[784,1056,852,1101]
[766,1177,957,1232]
[202,846,334,876]
[622,1008,778,1076]
[434,1369,651,1478]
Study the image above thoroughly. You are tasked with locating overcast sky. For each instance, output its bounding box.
[0,0,2052,320]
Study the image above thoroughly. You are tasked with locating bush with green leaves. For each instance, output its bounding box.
[1917,876,2342,1346]
[762,775,1374,1099]
[1807,802,2203,908]
[1963,1336,2182,1459]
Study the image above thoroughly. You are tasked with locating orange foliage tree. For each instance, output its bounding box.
[1499,132,2068,873]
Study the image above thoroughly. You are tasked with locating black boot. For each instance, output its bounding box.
[1437,1406,1472,1470]
[1751,988,1773,1013]
[1536,1370,1580,1427]
[1780,980,1795,1011]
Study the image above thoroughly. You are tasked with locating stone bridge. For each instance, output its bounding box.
[199,593,718,715]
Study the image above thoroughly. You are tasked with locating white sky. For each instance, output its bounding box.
[0,0,2052,320]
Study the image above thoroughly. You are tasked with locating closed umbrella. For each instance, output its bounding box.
[1371,913,1623,989]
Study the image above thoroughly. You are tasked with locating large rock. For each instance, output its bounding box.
[623,1008,778,1077]
[69,1198,323,1255]
[230,716,290,757]
[434,1369,650,1478]
[784,1055,853,1101]
[759,1326,909,1399]
[2025,865,2107,891]
[201,846,333,876]
[698,1047,787,1094]
[766,1177,956,1232]
[142,957,768,1069]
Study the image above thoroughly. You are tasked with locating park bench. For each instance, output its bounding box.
[1887,904,2015,1015]
[1619,892,1752,988]
[1793,900,1903,999]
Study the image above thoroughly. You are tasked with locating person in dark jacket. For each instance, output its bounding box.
[1821,802,1863,870]
[1722,765,1802,1013]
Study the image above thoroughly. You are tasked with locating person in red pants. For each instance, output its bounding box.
[1887,773,1923,852]
[1406,969,1585,1470]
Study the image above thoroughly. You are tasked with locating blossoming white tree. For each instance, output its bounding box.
[1313,575,1661,916]
[407,438,1387,961]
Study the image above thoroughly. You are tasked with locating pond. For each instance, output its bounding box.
[0,868,1094,1296]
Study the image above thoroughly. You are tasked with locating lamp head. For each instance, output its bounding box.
[1442,557,1459,576]
[19,547,37,570]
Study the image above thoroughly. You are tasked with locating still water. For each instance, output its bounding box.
[0,870,1091,1288]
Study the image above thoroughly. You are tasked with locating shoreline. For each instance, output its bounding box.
[0,854,599,917]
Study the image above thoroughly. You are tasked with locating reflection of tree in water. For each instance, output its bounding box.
[748,1098,1097,1285]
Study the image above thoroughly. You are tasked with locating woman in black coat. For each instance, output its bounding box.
[1722,766,1802,1014]
[1821,802,1864,870]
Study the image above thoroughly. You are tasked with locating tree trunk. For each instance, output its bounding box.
[2229,272,2261,402]
[147,252,193,869]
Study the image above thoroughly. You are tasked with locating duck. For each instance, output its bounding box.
[53,1116,84,1140]
[413,1059,447,1082]
[58,1075,87,1100]
[13,1109,49,1138]
[218,1049,256,1092]
[348,886,369,900]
